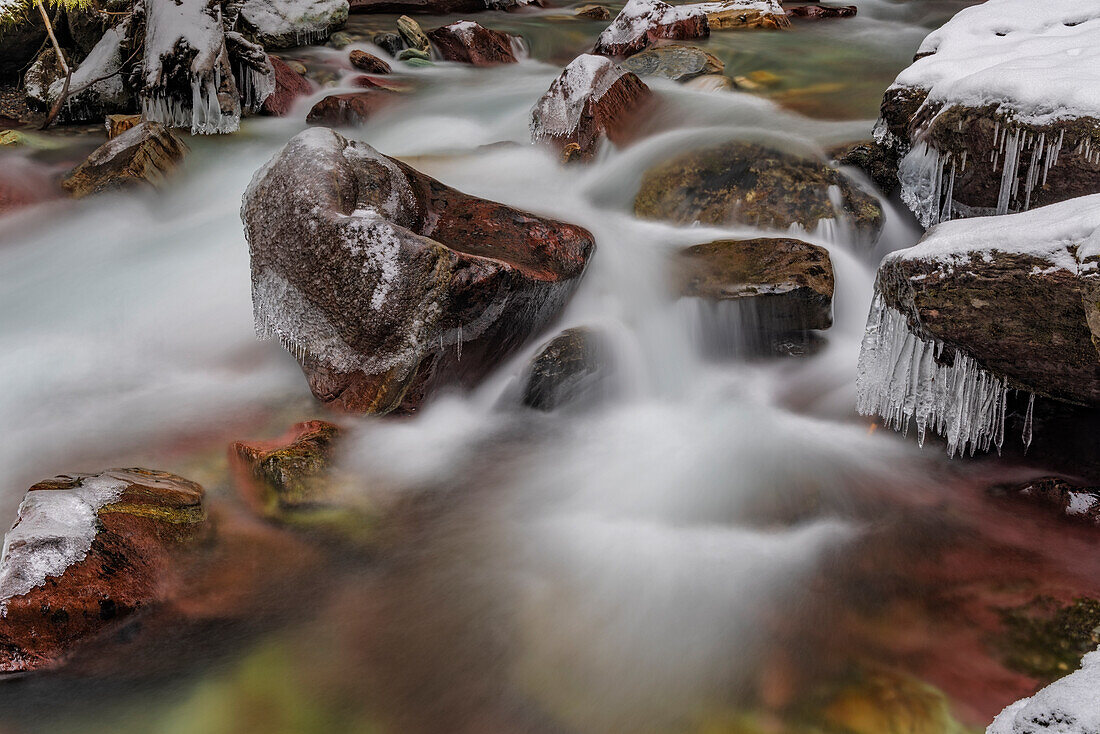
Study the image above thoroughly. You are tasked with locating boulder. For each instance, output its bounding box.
[574,3,609,20]
[0,469,207,673]
[593,0,789,57]
[349,0,534,13]
[49,23,134,123]
[349,49,391,73]
[61,122,189,199]
[619,43,723,82]
[856,194,1100,457]
[874,0,1100,228]
[518,327,608,411]
[23,47,64,110]
[262,55,315,116]
[675,238,834,332]
[988,650,1100,734]
[373,31,403,56]
[396,14,430,51]
[305,91,394,125]
[634,141,884,244]
[0,19,46,81]
[427,21,519,66]
[241,127,595,414]
[238,0,349,48]
[530,54,652,163]
[787,4,856,19]
[829,139,899,195]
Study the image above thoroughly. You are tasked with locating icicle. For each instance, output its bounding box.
[456,324,462,362]
[1022,392,1035,451]
[997,128,1022,215]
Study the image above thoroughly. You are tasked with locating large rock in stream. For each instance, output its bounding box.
[634,141,884,244]
[62,121,188,198]
[428,20,520,66]
[873,0,1100,228]
[241,127,595,414]
[593,0,789,57]
[238,0,349,48]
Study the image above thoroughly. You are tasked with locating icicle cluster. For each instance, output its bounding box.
[856,294,1034,457]
[142,73,240,135]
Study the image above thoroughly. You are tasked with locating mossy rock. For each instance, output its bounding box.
[996,597,1100,684]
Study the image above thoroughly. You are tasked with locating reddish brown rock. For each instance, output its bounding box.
[349,49,392,74]
[427,21,519,66]
[241,128,595,414]
[0,469,208,674]
[349,0,531,12]
[262,55,315,117]
[306,91,394,126]
[530,54,653,162]
[787,4,856,19]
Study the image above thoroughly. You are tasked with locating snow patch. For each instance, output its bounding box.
[988,649,1100,734]
[238,0,348,48]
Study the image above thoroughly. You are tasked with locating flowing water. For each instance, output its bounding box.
[2,1,1098,732]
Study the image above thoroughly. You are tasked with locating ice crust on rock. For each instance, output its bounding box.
[531,54,623,140]
[48,23,131,122]
[238,0,348,49]
[988,649,1100,734]
[0,475,128,616]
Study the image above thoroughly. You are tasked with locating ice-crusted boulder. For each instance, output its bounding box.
[592,0,789,58]
[530,54,652,163]
[875,0,1100,228]
[856,194,1100,457]
[988,650,1100,734]
[62,122,189,198]
[0,469,207,673]
[427,20,520,66]
[241,128,595,414]
[238,0,349,48]
[47,23,135,123]
[634,141,884,245]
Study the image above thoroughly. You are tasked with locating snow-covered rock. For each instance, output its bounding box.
[241,127,596,414]
[530,54,652,162]
[988,649,1100,734]
[427,20,521,66]
[593,0,788,57]
[348,0,533,13]
[876,0,1100,227]
[48,23,134,123]
[238,0,348,49]
[857,194,1100,456]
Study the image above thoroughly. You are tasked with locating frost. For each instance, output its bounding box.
[0,475,128,616]
[531,54,623,140]
[988,649,1100,734]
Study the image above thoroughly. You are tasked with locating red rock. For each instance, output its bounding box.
[349,49,391,74]
[531,54,653,162]
[594,0,789,57]
[231,420,342,520]
[262,55,314,117]
[427,21,519,67]
[788,4,856,18]
[305,91,394,126]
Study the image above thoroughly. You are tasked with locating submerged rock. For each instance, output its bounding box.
[262,55,315,116]
[349,49,392,73]
[530,54,652,163]
[593,0,789,57]
[241,127,595,414]
[306,91,394,125]
[0,469,207,674]
[519,327,608,411]
[856,194,1100,457]
[238,0,349,48]
[61,121,189,198]
[574,3,609,20]
[0,155,64,216]
[684,73,734,92]
[427,20,520,66]
[634,141,883,244]
[619,44,723,82]
[875,0,1100,228]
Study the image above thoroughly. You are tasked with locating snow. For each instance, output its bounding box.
[49,23,130,123]
[447,20,480,42]
[895,0,1100,126]
[988,649,1100,734]
[0,474,128,616]
[531,54,624,139]
[238,0,348,48]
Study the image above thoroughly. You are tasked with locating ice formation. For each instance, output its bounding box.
[531,54,624,140]
[237,0,348,48]
[988,649,1100,734]
[0,475,128,616]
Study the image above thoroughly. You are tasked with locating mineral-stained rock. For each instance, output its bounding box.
[397,48,430,62]
[787,4,856,19]
[574,3,609,20]
[107,113,142,138]
[0,469,207,674]
[349,49,392,73]
[238,0,349,48]
[396,14,430,51]
[634,141,884,244]
[593,0,789,57]
[530,54,652,163]
[619,44,723,82]
[241,127,595,414]
[675,238,834,332]
[262,55,315,117]
[874,0,1100,228]
[0,155,64,216]
[306,91,394,125]
[427,20,519,66]
[61,121,188,199]
[519,327,608,411]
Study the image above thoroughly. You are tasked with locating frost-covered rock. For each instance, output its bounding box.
[427,20,520,66]
[634,141,884,245]
[62,121,189,198]
[238,0,348,48]
[0,469,207,674]
[988,649,1100,734]
[593,0,788,58]
[856,195,1100,457]
[48,23,134,123]
[241,127,596,414]
[530,54,652,163]
[876,0,1100,227]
